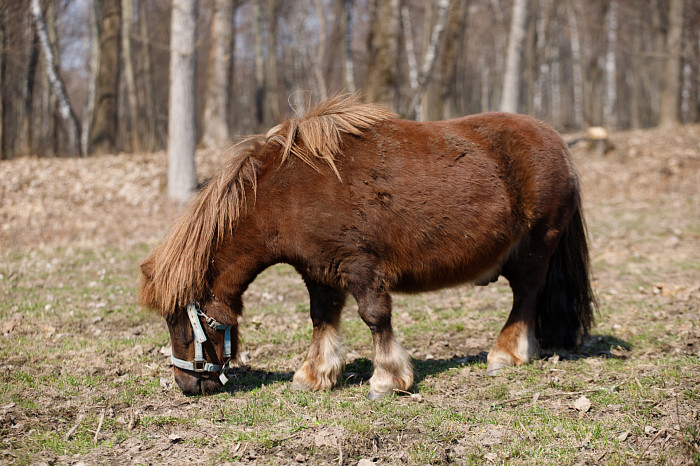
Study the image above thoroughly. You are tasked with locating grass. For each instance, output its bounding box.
[1,239,698,464]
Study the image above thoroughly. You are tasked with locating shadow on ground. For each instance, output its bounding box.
[216,333,629,396]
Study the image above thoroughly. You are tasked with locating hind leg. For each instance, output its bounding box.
[292,281,347,390]
[486,254,550,375]
[486,284,540,375]
[354,286,413,400]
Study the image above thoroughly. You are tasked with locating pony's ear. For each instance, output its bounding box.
[140,257,155,280]
[138,256,162,313]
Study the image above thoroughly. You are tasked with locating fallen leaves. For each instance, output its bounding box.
[0,149,224,251]
[610,345,631,359]
[573,395,592,418]
[478,426,506,447]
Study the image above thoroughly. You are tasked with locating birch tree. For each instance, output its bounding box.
[434,0,468,120]
[311,0,328,101]
[500,0,529,113]
[29,0,81,156]
[402,0,451,119]
[343,0,356,93]
[263,0,280,127]
[253,0,265,127]
[121,0,139,152]
[167,0,198,203]
[567,2,583,128]
[81,4,98,156]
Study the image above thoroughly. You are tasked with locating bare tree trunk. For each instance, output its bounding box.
[227,5,238,134]
[167,0,198,203]
[629,10,642,129]
[688,21,700,124]
[263,0,280,126]
[659,0,684,127]
[202,0,235,148]
[0,17,3,158]
[567,2,583,129]
[22,30,39,155]
[312,0,328,101]
[500,0,529,113]
[253,0,280,130]
[365,0,400,110]
[121,0,139,152]
[421,0,468,121]
[581,2,608,127]
[137,0,156,151]
[3,4,32,158]
[401,4,420,116]
[403,0,451,120]
[522,2,538,117]
[434,0,468,121]
[342,0,356,93]
[81,4,98,156]
[29,0,81,156]
[46,2,60,156]
[89,0,121,155]
[253,0,264,128]
[604,1,617,128]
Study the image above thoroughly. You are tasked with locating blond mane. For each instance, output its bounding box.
[139,94,396,316]
[266,94,397,179]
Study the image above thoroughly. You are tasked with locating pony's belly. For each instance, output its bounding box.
[390,259,503,293]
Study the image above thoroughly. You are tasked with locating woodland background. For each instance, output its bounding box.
[1,0,698,162]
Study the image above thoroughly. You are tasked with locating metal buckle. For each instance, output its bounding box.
[193,360,205,372]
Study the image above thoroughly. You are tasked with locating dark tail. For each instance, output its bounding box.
[535,204,597,349]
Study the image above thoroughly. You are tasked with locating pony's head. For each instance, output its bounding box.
[140,255,241,395]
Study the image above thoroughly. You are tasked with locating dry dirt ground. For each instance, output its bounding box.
[0,124,699,465]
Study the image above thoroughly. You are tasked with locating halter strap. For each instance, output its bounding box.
[170,303,232,385]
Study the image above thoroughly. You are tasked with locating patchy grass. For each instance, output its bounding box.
[1,241,697,464]
[1,125,699,463]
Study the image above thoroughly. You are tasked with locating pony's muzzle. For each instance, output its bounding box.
[173,367,223,396]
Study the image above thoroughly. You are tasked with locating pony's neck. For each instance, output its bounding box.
[209,232,276,306]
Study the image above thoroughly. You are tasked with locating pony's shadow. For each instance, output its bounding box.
[221,367,294,394]
[340,333,632,390]
[339,352,490,389]
[220,333,631,394]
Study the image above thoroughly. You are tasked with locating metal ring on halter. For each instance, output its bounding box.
[170,303,233,385]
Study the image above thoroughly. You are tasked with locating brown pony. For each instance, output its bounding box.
[139,95,595,398]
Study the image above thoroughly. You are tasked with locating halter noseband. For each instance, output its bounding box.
[170,303,232,385]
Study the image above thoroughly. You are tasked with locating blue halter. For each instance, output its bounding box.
[170,303,232,385]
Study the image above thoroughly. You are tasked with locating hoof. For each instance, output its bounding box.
[366,389,392,401]
[486,361,509,376]
[291,381,313,392]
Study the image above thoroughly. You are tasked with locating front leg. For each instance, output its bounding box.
[292,281,347,391]
[354,285,413,399]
